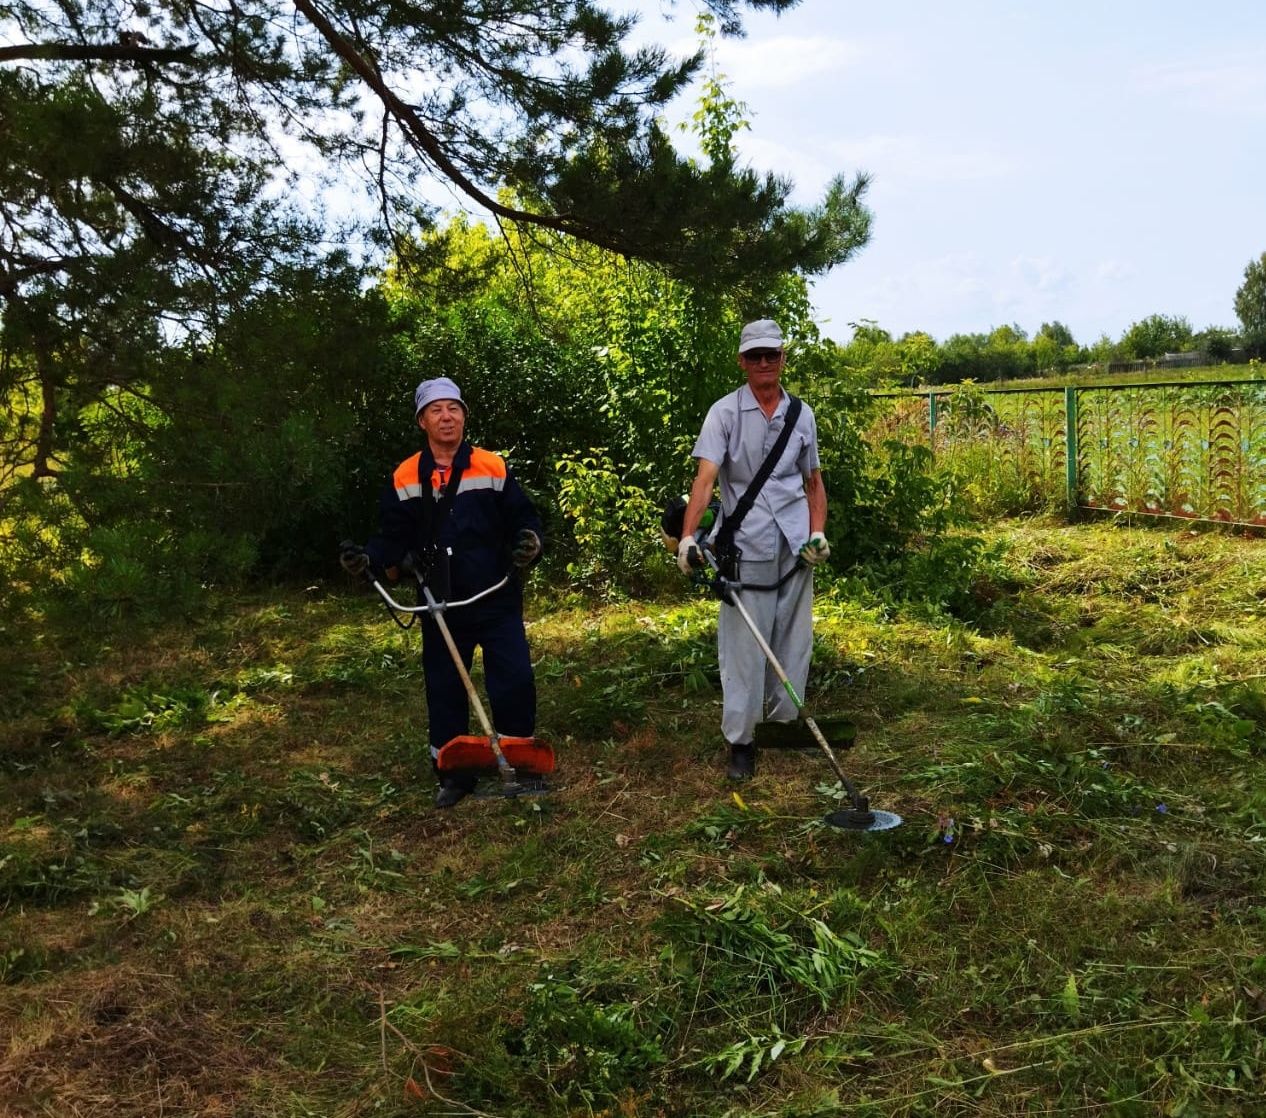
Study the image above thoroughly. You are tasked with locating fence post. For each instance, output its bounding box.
[1064,386,1079,513]
[928,391,938,441]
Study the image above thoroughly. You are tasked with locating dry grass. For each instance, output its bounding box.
[3,517,1266,1115]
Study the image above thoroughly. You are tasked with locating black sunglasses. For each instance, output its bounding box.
[742,348,783,364]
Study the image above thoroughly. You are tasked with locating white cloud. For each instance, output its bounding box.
[1012,256,1073,295]
[1094,259,1136,283]
[1133,54,1266,111]
[735,135,835,196]
[825,135,1018,183]
[712,35,863,90]
[866,253,996,318]
[819,250,1104,340]
[727,132,1018,203]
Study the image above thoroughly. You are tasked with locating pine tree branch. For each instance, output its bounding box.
[291,0,574,237]
[1,255,96,293]
[0,42,198,65]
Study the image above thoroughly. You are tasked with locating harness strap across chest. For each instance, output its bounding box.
[714,393,803,554]
[417,443,470,547]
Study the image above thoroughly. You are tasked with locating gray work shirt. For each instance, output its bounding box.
[692,384,820,561]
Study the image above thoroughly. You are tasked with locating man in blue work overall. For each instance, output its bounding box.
[675,320,830,779]
[340,377,544,807]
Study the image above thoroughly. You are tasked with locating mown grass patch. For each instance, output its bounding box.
[3,516,1266,1116]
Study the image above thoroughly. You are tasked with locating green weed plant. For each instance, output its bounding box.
[4,517,1266,1115]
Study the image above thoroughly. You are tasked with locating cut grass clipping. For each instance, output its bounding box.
[3,515,1266,1116]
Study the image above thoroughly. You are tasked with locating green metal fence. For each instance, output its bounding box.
[874,379,1266,527]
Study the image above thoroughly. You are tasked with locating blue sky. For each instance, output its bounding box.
[628,0,1266,346]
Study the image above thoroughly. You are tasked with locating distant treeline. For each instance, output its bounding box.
[836,314,1253,387]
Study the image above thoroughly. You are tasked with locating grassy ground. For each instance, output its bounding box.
[3,516,1266,1117]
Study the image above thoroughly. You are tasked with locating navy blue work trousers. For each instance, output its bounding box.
[420,609,536,757]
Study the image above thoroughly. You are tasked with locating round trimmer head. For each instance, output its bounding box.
[824,807,903,832]
[823,794,903,832]
[820,790,901,835]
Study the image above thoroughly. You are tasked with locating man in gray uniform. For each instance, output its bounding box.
[676,319,830,779]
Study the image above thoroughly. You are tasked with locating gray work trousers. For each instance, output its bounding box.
[717,545,814,747]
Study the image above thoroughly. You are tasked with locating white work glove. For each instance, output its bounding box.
[799,532,830,566]
[676,537,703,575]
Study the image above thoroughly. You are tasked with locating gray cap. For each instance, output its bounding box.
[738,319,785,353]
[414,376,468,418]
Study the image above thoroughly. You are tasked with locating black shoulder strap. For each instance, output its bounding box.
[416,443,471,546]
[715,394,803,551]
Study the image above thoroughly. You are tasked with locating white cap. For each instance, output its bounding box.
[738,319,785,353]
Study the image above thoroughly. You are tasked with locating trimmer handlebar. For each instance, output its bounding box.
[368,572,510,615]
[696,538,807,594]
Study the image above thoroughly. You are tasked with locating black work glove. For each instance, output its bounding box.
[338,539,370,578]
[511,528,542,569]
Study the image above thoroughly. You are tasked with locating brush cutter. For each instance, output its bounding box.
[367,564,553,799]
[694,546,902,833]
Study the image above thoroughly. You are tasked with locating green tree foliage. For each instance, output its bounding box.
[134,260,396,577]
[0,48,320,620]
[0,54,296,478]
[378,213,823,587]
[2,0,874,619]
[835,321,900,385]
[2,0,865,287]
[932,325,1035,384]
[833,322,942,388]
[1234,252,1266,356]
[4,258,393,625]
[1117,314,1194,360]
[1193,325,1239,362]
[897,331,941,386]
[1037,320,1076,349]
[1086,333,1117,365]
[1033,321,1081,373]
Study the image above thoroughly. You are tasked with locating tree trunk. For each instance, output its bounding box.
[32,346,58,480]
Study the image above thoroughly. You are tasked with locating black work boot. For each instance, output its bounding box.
[434,771,478,808]
[726,742,756,781]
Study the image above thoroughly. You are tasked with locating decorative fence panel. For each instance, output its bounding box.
[977,388,1069,505]
[872,379,1266,527]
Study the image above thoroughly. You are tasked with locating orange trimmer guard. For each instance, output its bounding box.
[436,735,555,776]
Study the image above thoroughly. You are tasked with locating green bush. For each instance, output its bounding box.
[556,448,675,594]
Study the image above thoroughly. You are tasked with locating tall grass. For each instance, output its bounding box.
[3,517,1266,1115]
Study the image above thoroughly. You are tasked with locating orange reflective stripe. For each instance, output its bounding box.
[393,447,507,499]
[456,448,506,492]
[465,447,507,480]
[393,452,425,501]
[434,450,506,493]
